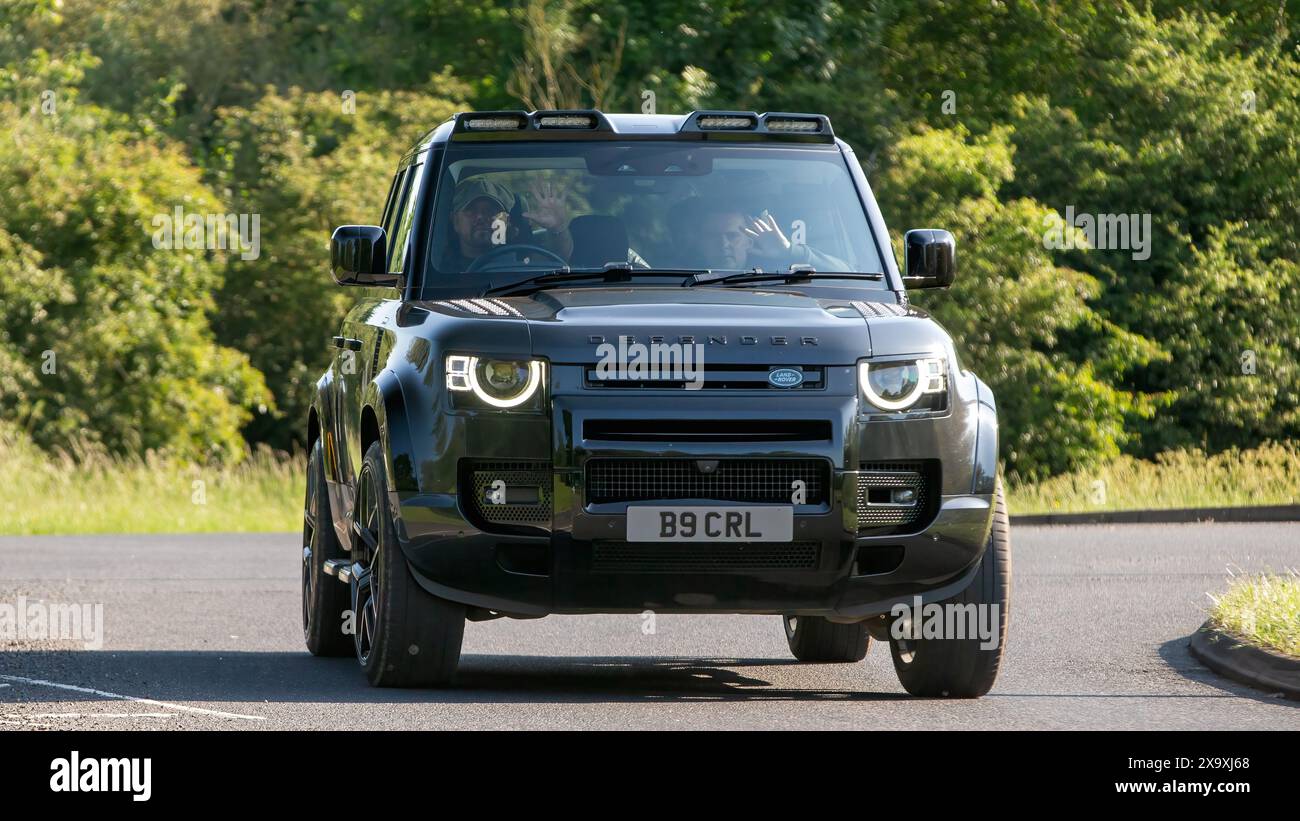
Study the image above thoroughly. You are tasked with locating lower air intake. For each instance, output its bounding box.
[856,461,939,534]
[591,541,820,573]
[463,460,552,532]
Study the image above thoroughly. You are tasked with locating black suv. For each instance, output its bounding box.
[303,110,1010,697]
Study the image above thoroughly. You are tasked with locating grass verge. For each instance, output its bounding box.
[0,430,302,535]
[1006,442,1300,515]
[1208,572,1300,658]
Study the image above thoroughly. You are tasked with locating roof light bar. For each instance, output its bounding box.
[765,116,823,133]
[678,111,833,141]
[462,114,528,131]
[696,114,758,130]
[452,110,614,139]
[535,112,598,129]
[447,109,833,141]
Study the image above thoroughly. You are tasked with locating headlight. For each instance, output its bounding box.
[446,355,544,408]
[859,357,946,412]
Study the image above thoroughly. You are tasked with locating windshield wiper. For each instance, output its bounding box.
[687,265,885,287]
[484,263,710,296]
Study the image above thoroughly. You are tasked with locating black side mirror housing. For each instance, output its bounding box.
[902,229,956,289]
[330,225,396,286]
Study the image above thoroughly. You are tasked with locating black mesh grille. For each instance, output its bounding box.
[584,364,824,390]
[592,541,820,572]
[586,458,829,505]
[464,460,552,530]
[856,461,936,532]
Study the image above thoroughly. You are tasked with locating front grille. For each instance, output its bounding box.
[585,364,824,390]
[592,541,820,572]
[856,460,938,533]
[462,460,552,531]
[586,458,829,505]
[583,418,831,442]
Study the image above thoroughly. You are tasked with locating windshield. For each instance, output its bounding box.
[419,141,886,297]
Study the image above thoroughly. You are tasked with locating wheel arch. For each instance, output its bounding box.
[972,375,999,495]
[361,369,420,495]
[309,371,339,482]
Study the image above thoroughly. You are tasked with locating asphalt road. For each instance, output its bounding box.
[1,525,1297,730]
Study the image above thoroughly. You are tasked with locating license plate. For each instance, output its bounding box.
[626,506,793,542]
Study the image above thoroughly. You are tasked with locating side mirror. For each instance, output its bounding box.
[902,229,956,289]
[330,225,396,286]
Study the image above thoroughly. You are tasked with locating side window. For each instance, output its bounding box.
[381,169,409,267]
[387,163,424,273]
[379,171,403,240]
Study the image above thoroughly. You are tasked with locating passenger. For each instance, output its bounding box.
[673,197,847,271]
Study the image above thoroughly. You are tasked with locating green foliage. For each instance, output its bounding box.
[1001,10,1300,455]
[0,97,268,461]
[876,127,1159,479]
[203,85,466,448]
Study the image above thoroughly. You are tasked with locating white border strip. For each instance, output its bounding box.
[0,674,265,721]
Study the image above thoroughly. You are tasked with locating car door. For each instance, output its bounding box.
[329,163,414,546]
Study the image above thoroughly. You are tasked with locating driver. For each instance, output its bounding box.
[446,177,572,270]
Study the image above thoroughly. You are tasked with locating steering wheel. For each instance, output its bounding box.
[465,243,568,273]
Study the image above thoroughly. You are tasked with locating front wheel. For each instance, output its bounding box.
[351,442,466,687]
[888,478,1012,698]
[783,616,870,662]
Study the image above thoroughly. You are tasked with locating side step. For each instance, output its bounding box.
[323,559,359,584]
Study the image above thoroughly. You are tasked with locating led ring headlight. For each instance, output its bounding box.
[860,357,946,411]
[447,355,544,408]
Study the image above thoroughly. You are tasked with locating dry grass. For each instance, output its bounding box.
[1007,443,1300,515]
[0,428,302,535]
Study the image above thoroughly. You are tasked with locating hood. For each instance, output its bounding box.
[416,287,949,365]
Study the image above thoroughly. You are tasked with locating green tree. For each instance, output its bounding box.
[0,92,268,460]
[204,84,467,449]
[875,126,1160,480]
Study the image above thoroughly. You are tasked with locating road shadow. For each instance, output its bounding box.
[0,649,914,706]
[1157,635,1298,708]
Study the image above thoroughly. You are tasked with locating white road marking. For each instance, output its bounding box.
[5,712,176,719]
[1,718,53,728]
[0,675,265,721]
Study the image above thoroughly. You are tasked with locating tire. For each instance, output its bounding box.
[302,439,353,657]
[352,442,466,687]
[888,477,1011,698]
[783,615,871,662]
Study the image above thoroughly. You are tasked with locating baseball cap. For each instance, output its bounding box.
[452,178,514,213]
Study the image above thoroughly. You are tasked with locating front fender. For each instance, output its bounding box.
[972,376,999,494]
[363,369,420,496]
[310,371,336,479]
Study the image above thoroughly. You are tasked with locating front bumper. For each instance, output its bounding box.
[389,364,996,618]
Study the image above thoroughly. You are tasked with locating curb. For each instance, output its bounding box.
[1010,504,1300,526]
[1188,621,1300,701]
